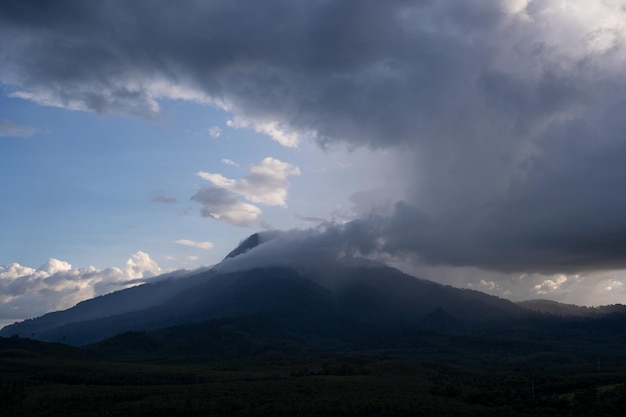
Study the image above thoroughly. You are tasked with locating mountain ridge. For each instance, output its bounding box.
[2,233,622,346]
[0,264,527,345]
[516,299,626,317]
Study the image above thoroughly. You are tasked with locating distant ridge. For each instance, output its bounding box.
[517,299,626,317]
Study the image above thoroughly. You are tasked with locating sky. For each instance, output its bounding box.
[2,0,626,324]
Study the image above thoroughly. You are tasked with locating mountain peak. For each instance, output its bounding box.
[224,233,262,260]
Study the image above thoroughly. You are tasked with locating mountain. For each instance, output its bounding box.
[4,236,626,417]
[223,232,262,259]
[517,299,626,317]
[1,234,530,345]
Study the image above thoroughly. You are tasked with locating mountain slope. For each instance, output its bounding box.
[223,232,262,259]
[1,234,530,345]
[0,266,528,345]
[517,299,626,317]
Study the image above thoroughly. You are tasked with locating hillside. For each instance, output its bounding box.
[0,264,529,345]
[517,299,626,317]
[1,234,530,345]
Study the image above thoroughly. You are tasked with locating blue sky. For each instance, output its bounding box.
[1,92,391,270]
[3,0,626,323]
[1,88,402,324]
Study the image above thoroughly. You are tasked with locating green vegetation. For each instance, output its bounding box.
[3,313,626,416]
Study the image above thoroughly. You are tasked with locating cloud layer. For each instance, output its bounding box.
[0,252,162,322]
[3,0,626,273]
[191,187,262,227]
[198,157,300,206]
[217,228,626,306]
[175,239,214,250]
[193,157,299,226]
[0,119,39,138]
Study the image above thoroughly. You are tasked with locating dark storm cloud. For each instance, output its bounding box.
[3,0,626,273]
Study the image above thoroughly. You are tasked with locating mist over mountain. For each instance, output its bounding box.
[1,233,622,346]
[0,234,493,343]
[223,232,264,259]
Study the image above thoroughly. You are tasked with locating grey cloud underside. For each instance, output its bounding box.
[3,0,626,273]
[191,186,261,226]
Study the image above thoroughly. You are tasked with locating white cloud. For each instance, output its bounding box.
[534,274,568,295]
[175,239,214,250]
[9,90,91,112]
[0,263,36,280]
[38,258,72,274]
[605,279,623,292]
[125,251,161,279]
[222,158,239,167]
[198,172,235,188]
[208,126,222,138]
[480,280,497,291]
[253,121,300,148]
[147,80,230,110]
[198,157,300,207]
[0,252,162,322]
[191,187,262,226]
[209,201,261,226]
[227,116,300,147]
[225,116,249,129]
[0,119,39,138]
[8,79,230,119]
